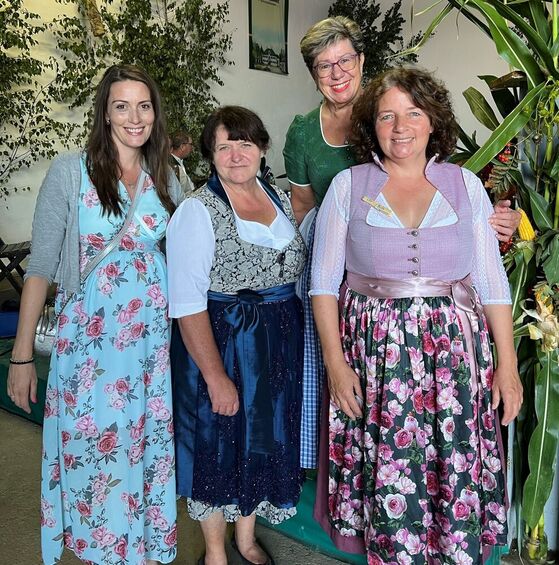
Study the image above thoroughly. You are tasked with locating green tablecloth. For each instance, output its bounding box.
[0,338,48,424]
[262,477,366,564]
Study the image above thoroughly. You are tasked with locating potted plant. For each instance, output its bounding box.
[405,1,559,561]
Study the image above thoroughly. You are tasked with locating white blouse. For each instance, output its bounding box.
[167,183,296,318]
[310,167,511,305]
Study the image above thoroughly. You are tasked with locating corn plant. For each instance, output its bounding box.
[405,0,559,560]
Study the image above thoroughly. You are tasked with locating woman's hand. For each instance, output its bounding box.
[290,184,316,225]
[6,276,49,414]
[177,312,239,417]
[491,364,523,426]
[312,295,362,420]
[7,363,38,414]
[206,373,240,417]
[490,199,521,241]
[327,361,363,420]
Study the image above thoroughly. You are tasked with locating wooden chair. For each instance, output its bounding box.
[0,237,31,295]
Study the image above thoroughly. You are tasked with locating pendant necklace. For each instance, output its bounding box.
[120,172,140,196]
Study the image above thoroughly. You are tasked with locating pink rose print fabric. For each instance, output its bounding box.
[325,291,507,564]
[41,166,176,565]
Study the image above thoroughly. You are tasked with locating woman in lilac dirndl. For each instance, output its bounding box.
[284,17,521,472]
[310,67,523,564]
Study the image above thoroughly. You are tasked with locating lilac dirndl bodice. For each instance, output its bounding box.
[346,160,473,281]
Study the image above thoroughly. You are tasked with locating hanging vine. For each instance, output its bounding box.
[0,0,76,198]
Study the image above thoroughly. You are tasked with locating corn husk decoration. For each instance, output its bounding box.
[525,283,559,352]
[83,0,104,37]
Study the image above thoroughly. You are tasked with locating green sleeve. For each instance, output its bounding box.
[283,115,310,186]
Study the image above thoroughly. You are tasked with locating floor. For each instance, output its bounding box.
[0,276,527,565]
[0,276,343,565]
[0,408,344,565]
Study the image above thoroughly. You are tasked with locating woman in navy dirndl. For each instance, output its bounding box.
[167,106,306,565]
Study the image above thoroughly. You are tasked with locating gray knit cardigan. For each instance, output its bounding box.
[26,152,182,292]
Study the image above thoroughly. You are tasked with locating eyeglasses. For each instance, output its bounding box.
[313,53,360,78]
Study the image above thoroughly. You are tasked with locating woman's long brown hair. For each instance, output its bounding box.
[85,64,175,217]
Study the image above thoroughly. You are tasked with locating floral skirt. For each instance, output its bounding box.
[41,249,176,565]
[321,289,507,565]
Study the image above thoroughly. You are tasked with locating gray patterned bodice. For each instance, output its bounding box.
[195,185,307,293]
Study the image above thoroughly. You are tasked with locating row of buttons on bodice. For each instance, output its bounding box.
[407,230,420,276]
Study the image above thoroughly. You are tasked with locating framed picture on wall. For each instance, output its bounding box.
[249,0,288,75]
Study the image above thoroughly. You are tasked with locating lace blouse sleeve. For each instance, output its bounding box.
[310,169,351,297]
[462,168,511,305]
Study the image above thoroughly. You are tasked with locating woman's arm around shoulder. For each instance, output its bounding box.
[460,166,520,240]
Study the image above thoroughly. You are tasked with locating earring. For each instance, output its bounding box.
[106,119,110,125]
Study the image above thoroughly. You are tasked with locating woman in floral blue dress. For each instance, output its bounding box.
[311,68,523,564]
[8,65,180,565]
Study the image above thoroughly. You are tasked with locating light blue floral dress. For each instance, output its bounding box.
[41,160,177,565]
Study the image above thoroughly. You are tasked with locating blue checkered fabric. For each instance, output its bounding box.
[299,216,324,469]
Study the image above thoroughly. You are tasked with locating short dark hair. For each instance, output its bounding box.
[350,66,459,163]
[200,106,270,161]
[170,130,192,150]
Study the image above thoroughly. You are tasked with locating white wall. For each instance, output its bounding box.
[209,0,328,186]
[1,0,509,243]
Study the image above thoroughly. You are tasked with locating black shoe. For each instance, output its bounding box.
[231,537,274,565]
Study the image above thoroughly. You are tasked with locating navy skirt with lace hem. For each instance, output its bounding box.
[171,284,304,523]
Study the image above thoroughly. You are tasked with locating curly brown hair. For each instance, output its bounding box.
[350,67,458,164]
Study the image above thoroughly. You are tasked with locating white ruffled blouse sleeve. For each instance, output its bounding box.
[166,197,215,318]
[310,169,351,297]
